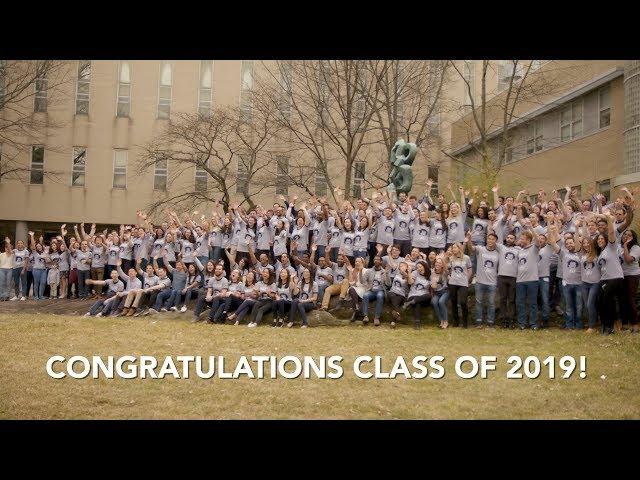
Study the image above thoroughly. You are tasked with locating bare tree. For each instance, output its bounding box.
[364,60,449,187]
[136,105,281,216]
[254,60,382,201]
[0,60,70,182]
[444,60,570,191]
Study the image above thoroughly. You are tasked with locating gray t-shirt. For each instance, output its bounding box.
[471,218,489,245]
[91,245,106,269]
[370,267,386,291]
[516,244,539,283]
[389,273,409,297]
[393,211,412,241]
[331,262,348,284]
[411,222,430,248]
[446,213,465,244]
[297,281,318,301]
[74,250,91,271]
[315,266,333,288]
[598,242,624,281]
[376,216,395,246]
[621,244,640,277]
[13,248,30,269]
[448,255,472,287]
[207,275,229,295]
[496,244,519,278]
[537,244,553,278]
[581,255,601,284]
[475,246,499,286]
[408,273,429,298]
[428,219,446,249]
[560,244,582,285]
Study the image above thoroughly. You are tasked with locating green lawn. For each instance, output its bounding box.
[1,313,639,419]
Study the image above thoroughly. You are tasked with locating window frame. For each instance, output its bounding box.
[30,145,45,185]
[71,146,87,187]
[195,154,209,193]
[352,160,366,199]
[33,65,48,113]
[314,158,327,197]
[560,99,583,143]
[598,85,611,129]
[116,61,131,118]
[153,157,168,191]
[75,60,91,115]
[112,149,128,189]
[157,61,173,120]
[275,155,289,196]
[198,60,214,116]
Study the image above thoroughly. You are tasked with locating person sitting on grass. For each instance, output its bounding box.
[205,264,229,324]
[208,269,244,324]
[360,255,386,327]
[289,268,318,328]
[150,251,188,313]
[385,261,409,329]
[119,259,158,317]
[247,268,277,328]
[168,263,201,314]
[320,248,350,311]
[101,258,142,317]
[139,255,172,316]
[227,271,258,326]
[84,270,124,317]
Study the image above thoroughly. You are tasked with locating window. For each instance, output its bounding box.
[352,161,365,199]
[117,61,131,117]
[496,60,523,93]
[427,165,439,196]
[597,179,610,201]
[154,158,167,191]
[315,159,327,197]
[572,185,582,199]
[560,100,583,142]
[526,119,544,154]
[317,61,331,125]
[34,63,48,113]
[198,60,213,116]
[195,155,209,193]
[599,85,611,128]
[462,60,475,110]
[71,147,86,186]
[275,155,289,196]
[236,155,249,195]
[157,61,172,119]
[30,146,44,184]
[279,62,292,119]
[240,60,253,122]
[113,149,127,188]
[557,187,567,200]
[75,61,91,114]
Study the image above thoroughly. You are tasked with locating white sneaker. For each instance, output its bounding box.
[169,306,177,312]
[301,325,308,329]
[147,308,158,315]
[161,308,168,312]
[10,296,18,301]
[234,320,240,326]
[180,306,187,313]
[84,312,91,317]
[248,322,256,328]
[20,297,26,301]
[58,295,65,299]
[96,312,103,317]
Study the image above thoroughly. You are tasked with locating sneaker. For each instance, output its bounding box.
[126,308,136,317]
[301,325,308,329]
[373,318,380,327]
[585,328,596,334]
[160,308,168,312]
[227,313,236,321]
[20,297,26,301]
[58,295,65,299]
[531,326,539,331]
[147,308,158,315]
[180,306,187,313]
[286,322,293,328]
[121,307,130,316]
[169,306,177,312]
[234,320,240,326]
[248,322,257,328]
[10,296,18,301]
[96,312,103,318]
[272,318,279,328]
[390,321,396,329]
[83,312,91,317]
[277,318,284,328]
[362,316,369,325]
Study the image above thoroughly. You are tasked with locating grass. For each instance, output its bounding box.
[0,312,639,419]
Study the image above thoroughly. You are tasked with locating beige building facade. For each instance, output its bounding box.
[1,59,638,241]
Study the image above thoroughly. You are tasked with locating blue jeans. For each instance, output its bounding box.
[12,267,27,298]
[475,283,496,325]
[563,283,582,329]
[32,269,47,299]
[516,281,539,328]
[77,269,90,298]
[362,290,385,319]
[0,268,11,299]
[154,289,173,310]
[581,282,599,329]
[197,256,209,269]
[431,290,449,322]
[210,246,223,262]
[538,277,550,325]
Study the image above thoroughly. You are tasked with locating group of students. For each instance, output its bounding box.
[1,180,639,334]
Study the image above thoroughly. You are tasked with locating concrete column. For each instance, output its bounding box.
[15,221,28,244]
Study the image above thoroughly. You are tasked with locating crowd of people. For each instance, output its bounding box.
[1,179,639,335]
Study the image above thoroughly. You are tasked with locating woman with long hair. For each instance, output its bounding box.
[289,268,318,328]
[580,236,601,333]
[403,260,432,329]
[620,229,640,333]
[445,242,472,328]
[430,256,449,328]
[227,271,258,325]
[247,268,277,328]
[411,210,431,255]
[594,212,625,334]
[274,268,295,327]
